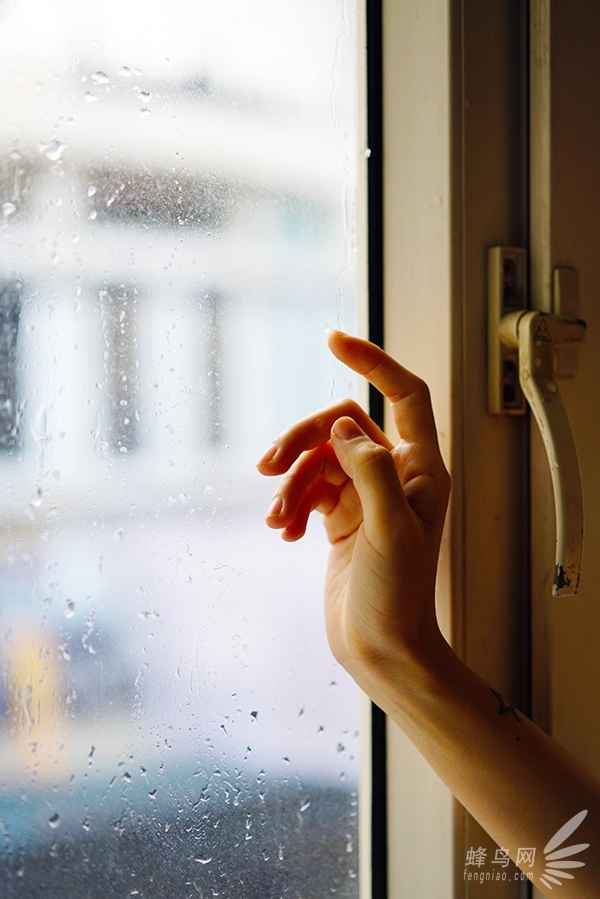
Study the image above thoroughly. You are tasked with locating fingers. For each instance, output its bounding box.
[329,417,410,546]
[277,480,342,542]
[327,330,440,448]
[264,442,347,529]
[256,396,393,477]
[264,441,363,544]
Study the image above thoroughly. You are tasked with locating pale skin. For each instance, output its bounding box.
[257,330,600,896]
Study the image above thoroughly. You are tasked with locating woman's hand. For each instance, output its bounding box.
[256,330,451,681]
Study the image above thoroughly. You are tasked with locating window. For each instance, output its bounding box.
[0,2,361,896]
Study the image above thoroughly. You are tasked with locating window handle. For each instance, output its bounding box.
[499,310,587,596]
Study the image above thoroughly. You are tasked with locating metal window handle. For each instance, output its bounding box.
[499,310,587,596]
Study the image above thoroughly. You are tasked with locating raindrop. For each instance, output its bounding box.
[48,813,60,829]
[148,789,157,800]
[139,108,152,118]
[84,92,98,102]
[30,486,43,508]
[64,600,76,619]
[82,818,91,832]
[299,798,311,813]
[122,772,132,783]
[44,140,67,161]
[2,202,16,217]
[87,185,97,197]
[119,66,132,78]
[194,857,212,865]
[58,643,71,661]
[250,710,258,720]
[138,91,152,102]
[113,527,124,542]
[92,71,110,85]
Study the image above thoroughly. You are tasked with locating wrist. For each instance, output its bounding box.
[343,621,460,721]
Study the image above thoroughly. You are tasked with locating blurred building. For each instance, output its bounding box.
[0,3,360,897]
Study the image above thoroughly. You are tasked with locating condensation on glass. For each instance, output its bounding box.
[0,2,359,897]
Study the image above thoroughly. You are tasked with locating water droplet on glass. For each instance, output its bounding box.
[113,527,124,542]
[2,202,16,217]
[48,813,60,829]
[119,66,132,78]
[148,789,157,800]
[91,71,110,85]
[44,140,67,161]
[30,486,43,508]
[84,91,98,102]
[87,184,97,197]
[138,91,152,102]
[299,798,311,813]
[194,856,212,865]
[122,771,132,783]
[64,600,76,619]
[82,817,91,832]
[89,210,97,220]
[139,107,152,118]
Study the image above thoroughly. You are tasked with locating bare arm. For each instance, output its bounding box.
[257,330,600,896]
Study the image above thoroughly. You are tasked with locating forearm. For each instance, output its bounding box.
[352,633,600,895]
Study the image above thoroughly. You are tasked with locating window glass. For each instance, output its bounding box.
[0,2,360,896]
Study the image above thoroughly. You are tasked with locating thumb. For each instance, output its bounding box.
[330,417,409,542]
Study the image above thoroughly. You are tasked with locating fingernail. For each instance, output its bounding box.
[266,495,283,518]
[257,443,278,466]
[331,417,364,441]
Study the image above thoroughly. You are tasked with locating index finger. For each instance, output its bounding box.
[327,331,440,446]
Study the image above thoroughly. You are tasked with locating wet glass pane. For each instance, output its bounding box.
[0,2,360,897]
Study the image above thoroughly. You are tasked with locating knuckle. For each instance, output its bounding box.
[331,397,361,419]
[359,441,393,470]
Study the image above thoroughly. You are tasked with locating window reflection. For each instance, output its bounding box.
[0,1,359,895]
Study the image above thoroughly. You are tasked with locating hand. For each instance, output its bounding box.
[256,331,451,685]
